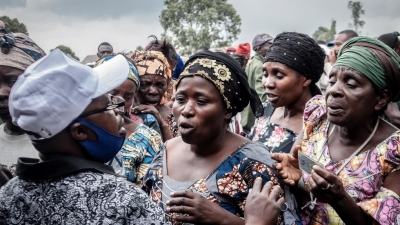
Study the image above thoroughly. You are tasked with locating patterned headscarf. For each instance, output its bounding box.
[178,51,263,117]
[265,32,325,96]
[335,36,400,102]
[0,32,46,71]
[95,54,140,90]
[131,51,172,104]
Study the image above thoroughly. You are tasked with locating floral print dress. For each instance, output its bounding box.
[142,142,302,225]
[300,95,400,225]
[249,102,297,154]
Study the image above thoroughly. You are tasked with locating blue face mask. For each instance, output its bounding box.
[73,118,125,163]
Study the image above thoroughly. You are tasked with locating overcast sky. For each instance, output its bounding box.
[1,0,399,60]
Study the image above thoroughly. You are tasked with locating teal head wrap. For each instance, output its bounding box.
[334,36,400,102]
[95,54,140,91]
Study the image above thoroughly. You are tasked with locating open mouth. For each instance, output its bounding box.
[179,121,194,134]
[327,104,344,115]
[266,93,279,102]
[146,101,159,106]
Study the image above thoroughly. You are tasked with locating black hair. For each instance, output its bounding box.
[339,30,358,39]
[98,42,113,51]
[144,35,177,71]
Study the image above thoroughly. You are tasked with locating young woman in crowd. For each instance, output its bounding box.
[249,32,325,154]
[143,51,301,225]
[272,37,400,224]
[95,55,163,186]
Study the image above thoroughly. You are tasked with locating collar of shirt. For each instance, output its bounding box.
[16,154,116,181]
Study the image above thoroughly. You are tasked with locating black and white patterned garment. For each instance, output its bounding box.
[0,157,170,225]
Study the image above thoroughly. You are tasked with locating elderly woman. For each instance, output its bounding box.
[0,29,45,173]
[249,32,325,154]
[131,51,177,140]
[143,51,301,225]
[95,55,163,186]
[272,37,400,224]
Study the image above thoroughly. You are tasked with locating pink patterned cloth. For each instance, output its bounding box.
[300,95,400,225]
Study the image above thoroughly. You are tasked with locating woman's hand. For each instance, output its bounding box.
[244,177,284,225]
[271,145,302,186]
[307,165,347,204]
[132,105,165,124]
[132,105,160,117]
[166,190,243,225]
[328,50,337,65]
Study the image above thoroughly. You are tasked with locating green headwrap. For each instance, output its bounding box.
[334,36,400,101]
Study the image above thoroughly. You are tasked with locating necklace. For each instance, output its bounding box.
[318,117,380,175]
[302,117,380,210]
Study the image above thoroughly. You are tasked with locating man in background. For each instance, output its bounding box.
[97,42,114,59]
[319,30,358,94]
[241,33,273,133]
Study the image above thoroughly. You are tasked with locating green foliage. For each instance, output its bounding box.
[54,45,80,61]
[348,1,365,33]
[0,15,28,35]
[160,0,241,55]
[136,45,144,51]
[312,19,336,42]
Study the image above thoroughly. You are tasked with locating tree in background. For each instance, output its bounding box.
[0,15,28,35]
[312,19,337,42]
[52,45,80,61]
[348,1,365,34]
[136,45,144,51]
[160,0,241,55]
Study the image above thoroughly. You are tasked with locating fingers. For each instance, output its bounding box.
[166,205,192,214]
[292,145,300,158]
[310,168,330,190]
[252,177,263,193]
[170,189,196,199]
[268,184,282,200]
[271,153,284,162]
[283,179,296,186]
[307,176,317,191]
[171,213,195,223]
[276,196,285,208]
[312,166,340,185]
[260,181,273,196]
[274,162,283,170]
[166,197,195,208]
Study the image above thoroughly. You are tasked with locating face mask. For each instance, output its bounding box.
[74,118,125,163]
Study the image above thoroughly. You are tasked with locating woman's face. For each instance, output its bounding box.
[0,65,24,121]
[136,74,167,105]
[262,62,309,108]
[108,79,137,113]
[326,66,388,126]
[173,76,230,144]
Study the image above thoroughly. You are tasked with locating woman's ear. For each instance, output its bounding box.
[303,78,312,87]
[375,89,390,111]
[224,111,233,120]
[70,123,88,141]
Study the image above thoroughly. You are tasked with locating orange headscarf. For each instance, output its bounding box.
[131,51,172,105]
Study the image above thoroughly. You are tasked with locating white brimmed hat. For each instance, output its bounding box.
[9,49,129,140]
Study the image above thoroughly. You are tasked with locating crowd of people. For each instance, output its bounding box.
[0,18,400,224]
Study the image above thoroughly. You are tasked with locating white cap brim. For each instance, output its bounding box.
[92,55,130,98]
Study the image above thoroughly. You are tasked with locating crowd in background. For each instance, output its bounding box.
[0,17,400,225]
